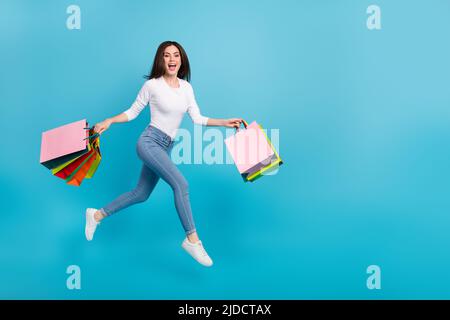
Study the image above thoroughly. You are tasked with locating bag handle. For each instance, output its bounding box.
[83,126,99,141]
[235,119,249,132]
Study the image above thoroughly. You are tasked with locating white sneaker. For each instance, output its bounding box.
[181,238,213,267]
[85,208,100,241]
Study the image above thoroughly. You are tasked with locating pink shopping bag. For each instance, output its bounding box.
[40,119,90,169]
[224,120,276,175]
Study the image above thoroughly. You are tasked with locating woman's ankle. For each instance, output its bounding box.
[187,232,199,243]
[94,210,105,222]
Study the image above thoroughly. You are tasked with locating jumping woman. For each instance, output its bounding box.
[85,41,243,267]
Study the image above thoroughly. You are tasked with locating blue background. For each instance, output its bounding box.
[1,0,450,299]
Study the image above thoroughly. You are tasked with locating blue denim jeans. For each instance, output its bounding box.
[99,125,196,235]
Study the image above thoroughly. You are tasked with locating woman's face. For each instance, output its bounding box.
[163,45,181,77]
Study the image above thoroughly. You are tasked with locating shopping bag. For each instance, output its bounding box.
[40,119,101,186]
[61,135,100,186]
[51,154,84,175]
[244,124,283,182]
[51,128,100,179]
[53,139,93,180]
[224,120,283,182]
[40,119,91,169]
[85,137,101,179]
[66,147,98,186]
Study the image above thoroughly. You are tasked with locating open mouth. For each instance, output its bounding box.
[168,64,177,71]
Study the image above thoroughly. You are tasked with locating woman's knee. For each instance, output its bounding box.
[172,177,189,194]
[130,188,151,203]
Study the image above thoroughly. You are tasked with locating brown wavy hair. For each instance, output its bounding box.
[144,41,191,82]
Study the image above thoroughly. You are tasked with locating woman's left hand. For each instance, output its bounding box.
[223,118,244,129]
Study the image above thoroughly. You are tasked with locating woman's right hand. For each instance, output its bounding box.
[94,119,112,135]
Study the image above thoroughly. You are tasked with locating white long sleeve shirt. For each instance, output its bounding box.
[123,76,209,139]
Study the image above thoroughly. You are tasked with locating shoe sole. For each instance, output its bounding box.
[85,209,95,241]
